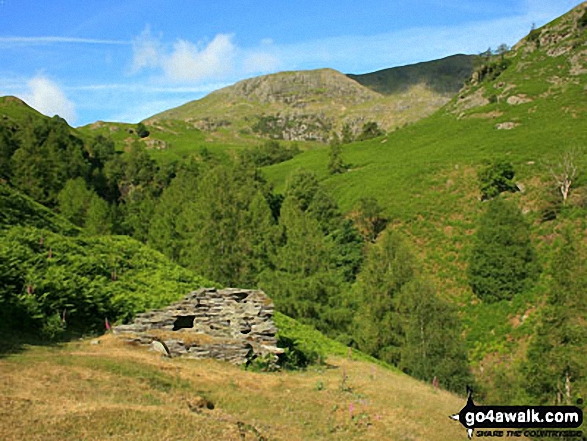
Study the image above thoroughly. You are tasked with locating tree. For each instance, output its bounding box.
[352,229,416,364]
[328,135,346,174]
[495,43,510,57]
[284,169,320,212]
[468,198,540,302]
[178,163,276,287]
[478,158,517,200]
[524,229,587,405]
[341,123,354,144]
[351,196,387,243]
[11,116,90,206]
[260,196,340,332]
[357,121,384,141]
[148,168,199,261]
[136,122,150,138]
[548,149,579,203]
[397,278,473,393]
[57,178,95,226]
[85,196,113,235]
[0,121,18,179]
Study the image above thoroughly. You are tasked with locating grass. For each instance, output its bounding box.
[0,334,469,440]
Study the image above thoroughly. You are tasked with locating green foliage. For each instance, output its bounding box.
[524,229,587,405]
[10,116,90,206]
[356,121,384,142]
[241,140,300,167]
[396,278,473,393]
[0,225,214,338]
[57,178,97,227]
[85,196,113,235]
[474,58,512,83]
[178,163,277,287]
[148,167,199,261]
[284,169,320,211]
[328,136,346,175]
[468,198,540,302]
[352,229,415,365]
[136,122,150,138]
[478,159,517,200]
[0,120,19,179]
[260,197,338,328]
[351,197,387,243]
[341,124,354,144]
[276,335,321,370]
[0,184,80,235]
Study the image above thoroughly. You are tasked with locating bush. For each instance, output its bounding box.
[478,159,517,200]
[277,335,321,369]
[136,122,150,138]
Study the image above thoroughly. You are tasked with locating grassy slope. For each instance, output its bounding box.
[0,185,474,441]
[262,4,587,364]
[0,334,468,441]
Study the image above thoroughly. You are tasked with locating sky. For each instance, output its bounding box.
[0,0,582,126]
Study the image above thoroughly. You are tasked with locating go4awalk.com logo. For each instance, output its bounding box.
[450,388,584,439]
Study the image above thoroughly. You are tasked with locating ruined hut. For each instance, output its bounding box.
[113,287,282,364]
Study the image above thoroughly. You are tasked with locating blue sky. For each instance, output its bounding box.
[0,0,582,126]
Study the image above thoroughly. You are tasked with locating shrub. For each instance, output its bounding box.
[478,159,517,200]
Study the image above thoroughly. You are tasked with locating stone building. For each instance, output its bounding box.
[113,287,282,364]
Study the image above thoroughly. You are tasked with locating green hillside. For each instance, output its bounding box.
[261,1,587,391]
[0,184,475,441]
[0,183,214,343]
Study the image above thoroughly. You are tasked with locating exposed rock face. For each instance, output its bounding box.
[114,288,282,365]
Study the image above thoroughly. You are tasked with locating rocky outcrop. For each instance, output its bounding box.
[113,287,282,365]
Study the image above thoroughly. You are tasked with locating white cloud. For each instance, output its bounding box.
[22,76,77,124]
[130,28,282,82]
[163,34,235,82]
[131,26,163,73]
[242,51,281,74]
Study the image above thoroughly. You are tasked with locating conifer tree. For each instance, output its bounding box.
[468,197,540,302]
[148,168,199,261]
[352,229,415,364]
[260,196,339,330]
[524,229,587,405]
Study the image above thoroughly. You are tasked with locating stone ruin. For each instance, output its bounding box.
[113,287,282,365]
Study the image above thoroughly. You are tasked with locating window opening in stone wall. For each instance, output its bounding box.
[173,315,196,331]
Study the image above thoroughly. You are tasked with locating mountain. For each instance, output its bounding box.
[348,53,476,95]
[146,58,474,143]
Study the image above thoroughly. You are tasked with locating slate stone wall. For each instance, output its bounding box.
[113,287,281,364]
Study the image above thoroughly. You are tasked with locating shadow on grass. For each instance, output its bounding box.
[0,327,83,359]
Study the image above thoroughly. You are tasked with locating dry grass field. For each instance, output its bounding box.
[0,334,469,440]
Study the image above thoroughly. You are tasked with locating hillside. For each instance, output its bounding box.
[261,2,587,387]
[348,53,477,95]
[0,182,473,441]
[0,183,215,340]
[0,334,469,441]
[145,62,466,143]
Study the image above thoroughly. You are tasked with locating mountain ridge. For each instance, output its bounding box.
[145,56,476,142]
